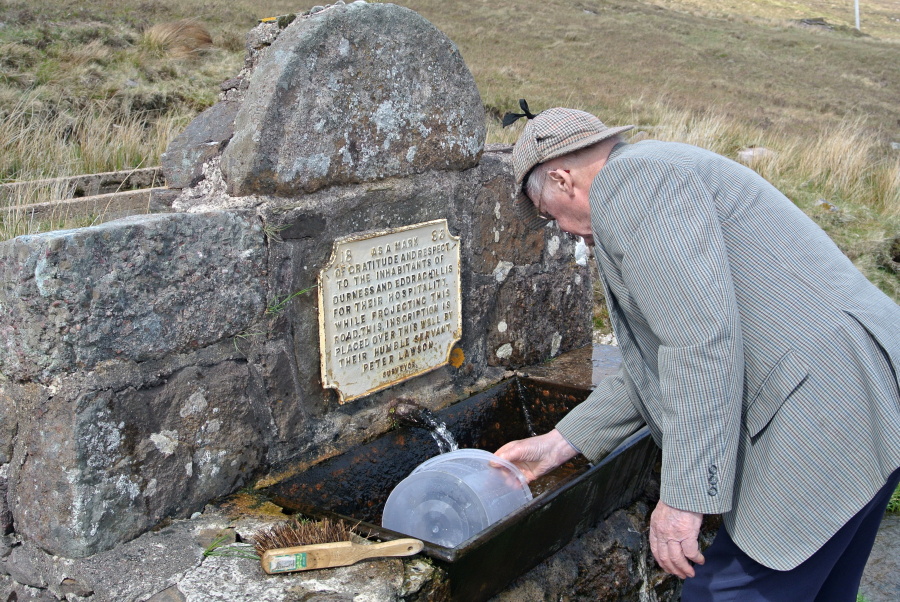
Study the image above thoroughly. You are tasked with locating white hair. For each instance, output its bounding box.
[524,162,553,205]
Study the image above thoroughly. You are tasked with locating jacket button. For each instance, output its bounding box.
[708,487,718,496]
[709,465,718,475]
[709,475,718,486]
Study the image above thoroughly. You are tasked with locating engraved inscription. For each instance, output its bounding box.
[319,220,462,402]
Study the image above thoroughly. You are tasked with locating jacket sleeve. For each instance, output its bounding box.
[590,154,744,515]
[556,366,646,461]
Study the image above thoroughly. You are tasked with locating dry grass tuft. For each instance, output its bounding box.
[0,98,190,184]
[872,161,900,218]
[616,102,899,221]
[141,20,213,58]
[0,93,192,240]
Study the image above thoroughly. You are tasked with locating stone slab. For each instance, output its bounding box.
[0,168,163,202]
[522,344,623,389]
[221,2,485,196]
[8,359,269,558]
[0,506,444,602]
[0,211,266,382]
[161,101,239,189]
[2,187,167,224]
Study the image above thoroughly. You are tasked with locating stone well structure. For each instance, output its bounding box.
[0,3,592,595]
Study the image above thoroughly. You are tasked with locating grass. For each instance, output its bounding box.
[418,0,900,137]
[266,285,319,316]
[888,484,900,514]
[0,0,260,184]
[202,533,259,560]
[643,0,900,41]
[0,94,188,180]
[0,1,897,288]
[140,20,213,58]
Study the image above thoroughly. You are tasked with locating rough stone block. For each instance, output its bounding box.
[161,101,239,188]
[221,2,485,196]
[3,545,47,589]
[0,577,58,602]
[486,265,593,368]
[0,465,11,536]
[0,504,447,602]
[0,389,15,467]
[463,150,592,367]
[466,151,549,273]
[0,212,266,382]
[174,551,414,601]
[0,516,212,602]
[148,187,182,209]
[8,360,268,557]
[242,152,591,467]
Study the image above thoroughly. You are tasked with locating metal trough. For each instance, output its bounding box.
[266,376,659,601]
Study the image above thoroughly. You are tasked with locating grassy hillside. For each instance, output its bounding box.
[0,0,898,296]
[2,0,897,171]
[414,0,900,139]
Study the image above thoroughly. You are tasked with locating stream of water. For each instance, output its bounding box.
[515,378,537,437]
[390,399,458,453]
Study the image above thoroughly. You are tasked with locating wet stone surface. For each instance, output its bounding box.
[521,343,622,388]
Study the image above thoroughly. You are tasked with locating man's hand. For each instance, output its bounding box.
[494,429,579,482]
[649,500,705,579]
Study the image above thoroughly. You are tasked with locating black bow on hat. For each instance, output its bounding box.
[501,99,539,128]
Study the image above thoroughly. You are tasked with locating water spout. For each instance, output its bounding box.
[389,398,458,454]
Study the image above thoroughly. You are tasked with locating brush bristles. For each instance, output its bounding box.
[251,517,352,556]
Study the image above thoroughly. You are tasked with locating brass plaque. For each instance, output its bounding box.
[318,220,462,402]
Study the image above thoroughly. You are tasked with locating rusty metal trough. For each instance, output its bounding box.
[266,375,658,601]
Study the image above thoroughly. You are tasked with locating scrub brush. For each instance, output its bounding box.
[252,517,423,575]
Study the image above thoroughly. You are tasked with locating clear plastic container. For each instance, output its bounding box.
[381,449,533,548]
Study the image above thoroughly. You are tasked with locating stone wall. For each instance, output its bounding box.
[0,347,697,602]
[0,0,591,566]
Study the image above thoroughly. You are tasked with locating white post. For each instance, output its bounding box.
[855,0,860,30]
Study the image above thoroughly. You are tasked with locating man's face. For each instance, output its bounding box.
[529,165,595,245]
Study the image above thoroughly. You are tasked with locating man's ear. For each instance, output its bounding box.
[547,168,572,195]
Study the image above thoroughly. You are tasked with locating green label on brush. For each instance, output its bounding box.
[270,552,307,572]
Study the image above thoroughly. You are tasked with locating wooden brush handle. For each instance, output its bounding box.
[261,538,424,574]
[347,538,424,563]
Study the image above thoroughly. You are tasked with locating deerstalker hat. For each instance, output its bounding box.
[511,107,634,229]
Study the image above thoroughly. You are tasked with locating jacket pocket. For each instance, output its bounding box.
[744,350,808,438]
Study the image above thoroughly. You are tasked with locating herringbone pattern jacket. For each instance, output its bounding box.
[556,140,900,570]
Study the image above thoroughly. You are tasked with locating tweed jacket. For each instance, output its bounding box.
[556,140,900,570]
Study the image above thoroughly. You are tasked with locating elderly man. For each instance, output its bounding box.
[494,105,900,600]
